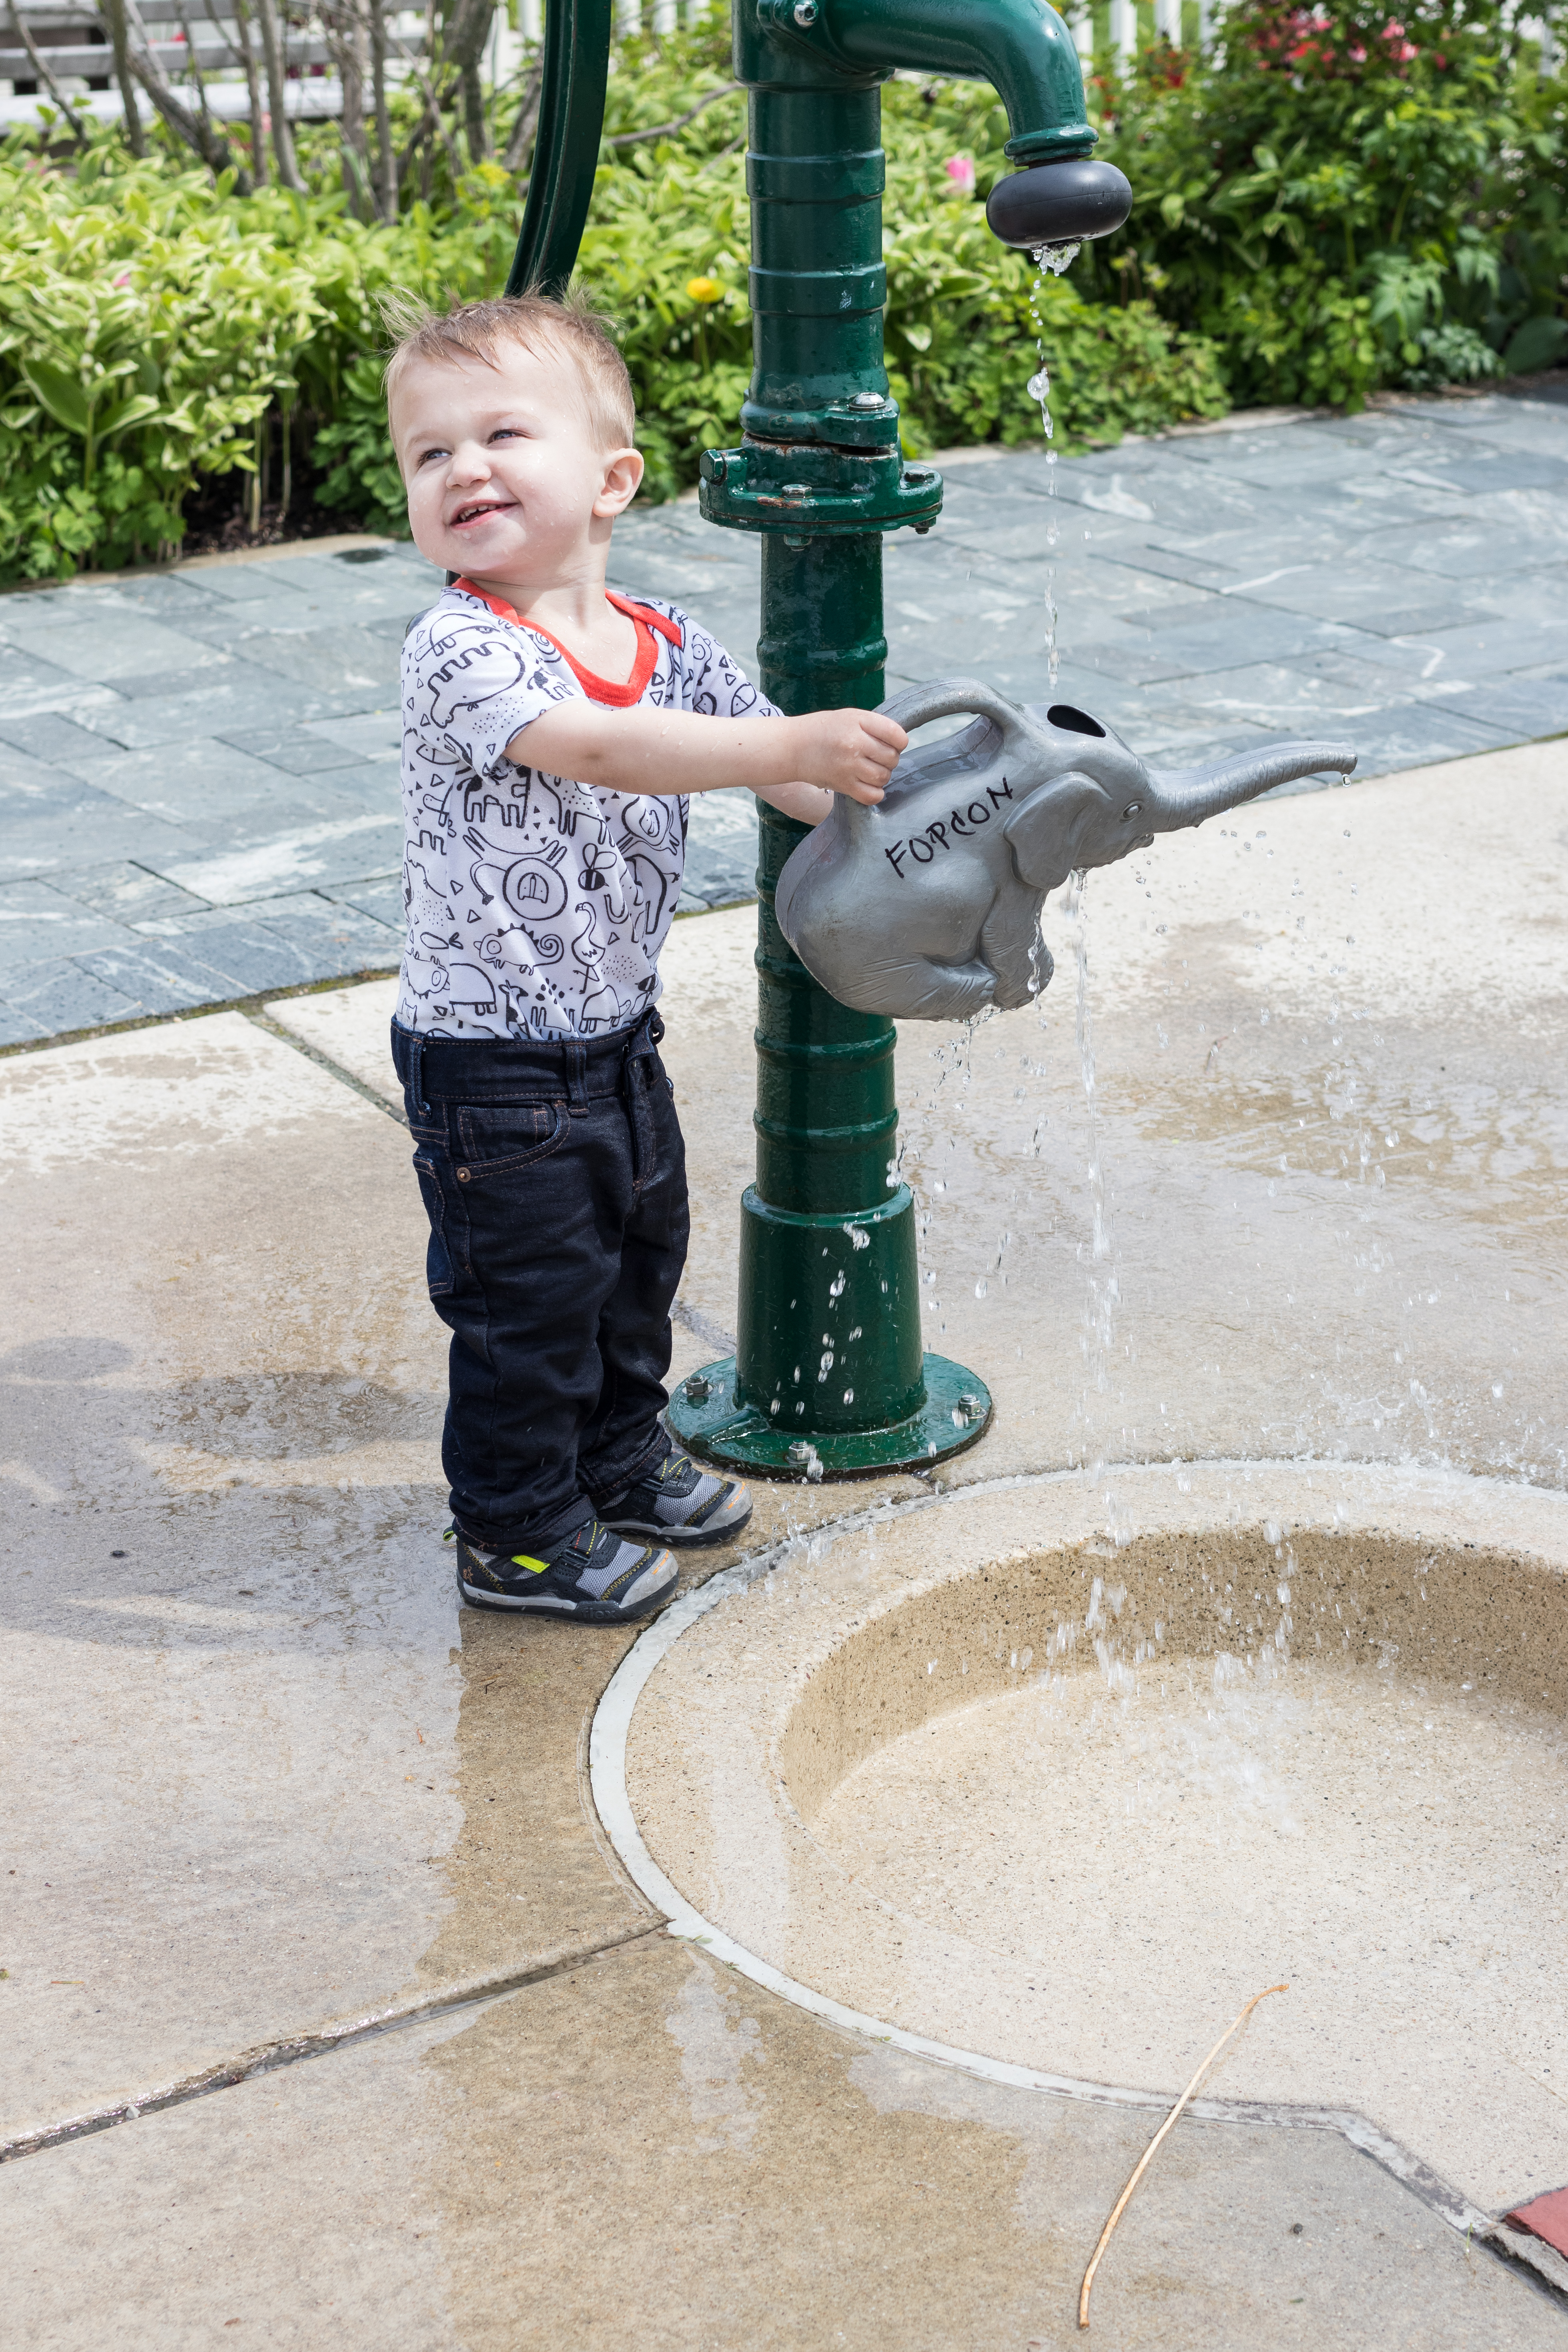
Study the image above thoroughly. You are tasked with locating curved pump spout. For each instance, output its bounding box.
[772,0,1133,249]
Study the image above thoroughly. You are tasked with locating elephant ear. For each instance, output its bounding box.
[1001,772,1101,893]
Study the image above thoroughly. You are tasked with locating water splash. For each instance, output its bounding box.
[1032,240,1081,277]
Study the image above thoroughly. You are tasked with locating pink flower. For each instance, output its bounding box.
[113,270,131,286]
[945,154,976,193]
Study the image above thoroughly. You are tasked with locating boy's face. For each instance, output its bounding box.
[391,339,641,587]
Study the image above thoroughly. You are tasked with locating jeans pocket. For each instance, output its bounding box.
[454,1099,568,1180]
[412,1154,455,1298]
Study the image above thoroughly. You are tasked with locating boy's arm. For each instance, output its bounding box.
[513,701,904,806]
[754,780,835,825]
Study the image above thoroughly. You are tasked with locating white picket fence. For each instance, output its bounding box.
[4,0,1557,133]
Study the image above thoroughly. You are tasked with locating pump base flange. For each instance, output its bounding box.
[665,1352,992,1480]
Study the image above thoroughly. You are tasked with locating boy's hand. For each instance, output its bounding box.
[787,708,907,804]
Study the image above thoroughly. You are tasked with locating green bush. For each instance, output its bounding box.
[1075,0,1568,407]
[3,2,1562,581]
[0,152,326,573]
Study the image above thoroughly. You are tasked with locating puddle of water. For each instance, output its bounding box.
[812,1651,1568,2088]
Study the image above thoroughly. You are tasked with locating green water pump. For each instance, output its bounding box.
[509,0,1129,1480]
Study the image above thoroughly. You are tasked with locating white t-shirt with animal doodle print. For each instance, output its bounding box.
[396,580,779,1040]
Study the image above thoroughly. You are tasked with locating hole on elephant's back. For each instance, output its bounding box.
[1045,704,1105,738]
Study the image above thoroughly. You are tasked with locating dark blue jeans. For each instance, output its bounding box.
[391,1011,689,1554]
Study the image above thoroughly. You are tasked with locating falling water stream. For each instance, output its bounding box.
[1025,242,1079,689]
[1063,870,1121,1484]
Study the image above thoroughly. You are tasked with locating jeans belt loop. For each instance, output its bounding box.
[409,1032,430,1120]
[624,1009,662,1087]
[565,1039,589,1115]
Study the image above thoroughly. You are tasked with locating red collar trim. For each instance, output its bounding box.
[451,580,681,708]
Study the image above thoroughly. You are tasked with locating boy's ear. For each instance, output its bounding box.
[596,445,644,517]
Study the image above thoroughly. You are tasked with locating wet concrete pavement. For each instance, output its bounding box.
[3,713,1567,2343]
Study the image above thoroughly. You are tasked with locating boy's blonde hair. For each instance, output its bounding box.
[382,290,636,452]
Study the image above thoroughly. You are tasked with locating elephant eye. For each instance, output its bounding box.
[1121,802,1142,821]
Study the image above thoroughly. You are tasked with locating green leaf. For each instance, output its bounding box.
[19,362,93,439]
[96,392,162,443]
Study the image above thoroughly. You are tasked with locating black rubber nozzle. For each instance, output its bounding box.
[985,159,1132,249]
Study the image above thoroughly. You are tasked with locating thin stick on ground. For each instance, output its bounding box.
[1078,1983,1289,2331]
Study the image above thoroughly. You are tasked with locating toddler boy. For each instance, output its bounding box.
[387,293,907,1623]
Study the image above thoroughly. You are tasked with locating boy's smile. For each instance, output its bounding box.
[390,340,643,612]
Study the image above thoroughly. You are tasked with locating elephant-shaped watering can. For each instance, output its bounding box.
[774,679,1357,1021]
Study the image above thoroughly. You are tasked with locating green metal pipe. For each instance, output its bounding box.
[791,0,1097,166]
[498,0,1126,1475]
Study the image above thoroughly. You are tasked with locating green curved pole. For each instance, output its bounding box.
[505,0,612,299]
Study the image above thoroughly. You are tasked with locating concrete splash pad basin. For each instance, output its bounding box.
[599,1464,1568,2226]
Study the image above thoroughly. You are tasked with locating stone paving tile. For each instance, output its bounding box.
[1386,445,1568,495]
[301,709,403,760]
[0,764,126,824]
[186,890,402,972]
[0,707,129,768]
[679,789,762,911]
[327,876,405,929]
[0,610,235,684]
[1373,502,1568,574]
[241,727,376,776]
[1367,614,1568,679]
[0,1003,48,1046]
[2,394,1564,1049]
[0,955,144,1035]
[72,934,268,1015]
[1314,700,1520,773]
[0,802,195,886]
[133,896,398,990]
[70,665,379,752]
[0,878,130,972]
[66,860,212,924]
[230,624,401,695]
[150,812,406,906]
[1420,672,1568,743]
[80,738,370,824]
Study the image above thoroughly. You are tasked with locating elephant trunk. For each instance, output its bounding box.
[1149,740,1357,831]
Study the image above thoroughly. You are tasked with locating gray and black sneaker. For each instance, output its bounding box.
[596,1447,751,1548]
[447,1518,677,1622]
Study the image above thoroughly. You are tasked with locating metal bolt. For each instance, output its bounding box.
[956,1391,985,1423]
[456,1167,471,1183]
[684,1372,712,1404]
[792,0,818,22]
[850,391,884,409]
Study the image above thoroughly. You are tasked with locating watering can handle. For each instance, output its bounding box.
[879,676,1035,756]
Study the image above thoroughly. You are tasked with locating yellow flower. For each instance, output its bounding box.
[686,276,723,304]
